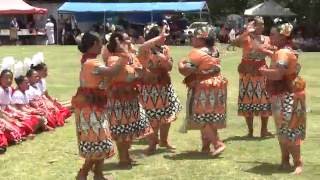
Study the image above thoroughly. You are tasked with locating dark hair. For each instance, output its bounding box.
[107,31,125,53]
[145,26,160,41]
[77,31,100,53]
[15,75,25,85]
[0,69,13,78]
[205,30,216,47]
[31,63,47,71]
[26,69,36,78]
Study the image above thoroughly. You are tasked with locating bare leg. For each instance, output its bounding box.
[278,140,291,170]
[261,116,273,137]
[76,159,94,180]
[211,128,225,157]
[245,116,254,137]
[159,123,176,150]
[117,141,130,167]
[291,144,303,175]
[200,127,210,153]
[144,124,159,155]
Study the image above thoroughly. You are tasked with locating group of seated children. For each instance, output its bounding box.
[0,53,71,154]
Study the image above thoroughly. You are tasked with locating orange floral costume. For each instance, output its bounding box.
[105,52,152,142]
[71,59,114,160]
[238,34,271,117]
[137,45,181,127]
[268,47,306,145]
[183,47,227,130]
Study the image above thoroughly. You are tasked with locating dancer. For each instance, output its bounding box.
[179,25,227,156]
[235,16,273,137]
[137,22,181,154]
[72,31,123,180]
[104,30,152,167]
[259,22,306,175]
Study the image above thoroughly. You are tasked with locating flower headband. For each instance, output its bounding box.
[194,25,213,39]
[278,23,293,37]
[144,23,159,37]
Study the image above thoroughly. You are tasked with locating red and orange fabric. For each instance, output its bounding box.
[182,48,228,130]
[71,59,114,160]
[268,47,306,145]
[104,52,152,142]
[137,45,181,128]
[238,33,272,117]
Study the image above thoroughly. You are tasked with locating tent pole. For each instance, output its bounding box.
[151,11,153,23]
[103,11,106,34]
[57,13,59,45]
[199,9,202,20]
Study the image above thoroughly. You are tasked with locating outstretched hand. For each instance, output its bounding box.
[160,24,170,38]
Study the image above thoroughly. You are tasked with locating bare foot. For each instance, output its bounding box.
[76,172,88,180]
[261,131,274,138]
[118,161,132,169]
[143,146,156,156]
[246,132,254,138]
[201,146,210,153]
[159,142,176,150]
[211,144,226,157]
[292,166,303,175]
[278,163,292,170]
[94,173,113,180]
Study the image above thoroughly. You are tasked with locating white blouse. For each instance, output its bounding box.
[36,79,47,95]
[27,85,42,101]
[11,89,29,105]
[0,86,13,105]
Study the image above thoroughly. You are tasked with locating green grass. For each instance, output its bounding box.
[0,45,319,180]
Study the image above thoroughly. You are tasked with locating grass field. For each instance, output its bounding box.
[0,45,319,180]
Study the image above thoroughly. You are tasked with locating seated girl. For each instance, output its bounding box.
[0,69,44,138]
[26,69,65,127]
[31,52,71,120]
[11,75,50,131]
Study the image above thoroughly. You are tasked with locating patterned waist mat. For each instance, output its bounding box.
[71,87,107,108]
[238,59,266,75]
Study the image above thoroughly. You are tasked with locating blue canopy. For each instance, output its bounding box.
[57,1,208,13]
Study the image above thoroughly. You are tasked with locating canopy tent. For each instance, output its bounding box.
[244,0,296,17]
[57,1,208,14]
[0,0,48,15]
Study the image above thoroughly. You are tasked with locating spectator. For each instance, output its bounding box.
[227,28,236,51]
[45,19,55,45]
[9,17,19,45]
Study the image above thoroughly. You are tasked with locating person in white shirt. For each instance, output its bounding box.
[227,28,236,51]
[45,18,55,45]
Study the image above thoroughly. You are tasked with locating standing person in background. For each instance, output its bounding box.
[234,16,274,138]
[49,15,57,44]
[9,17,19,45]
[45,19,55,45]
[227,28,236,51]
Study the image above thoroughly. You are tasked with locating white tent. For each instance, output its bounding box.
[244,0,296,17]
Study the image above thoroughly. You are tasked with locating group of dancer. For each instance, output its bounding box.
[73,16,306,180]
[0,53,72,154]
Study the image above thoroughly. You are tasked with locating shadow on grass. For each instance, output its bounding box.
[132,139,148,146]
[237,161,292,175]
[224,135,274,143]
[163,151,223,161]
[102,162,137,171]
